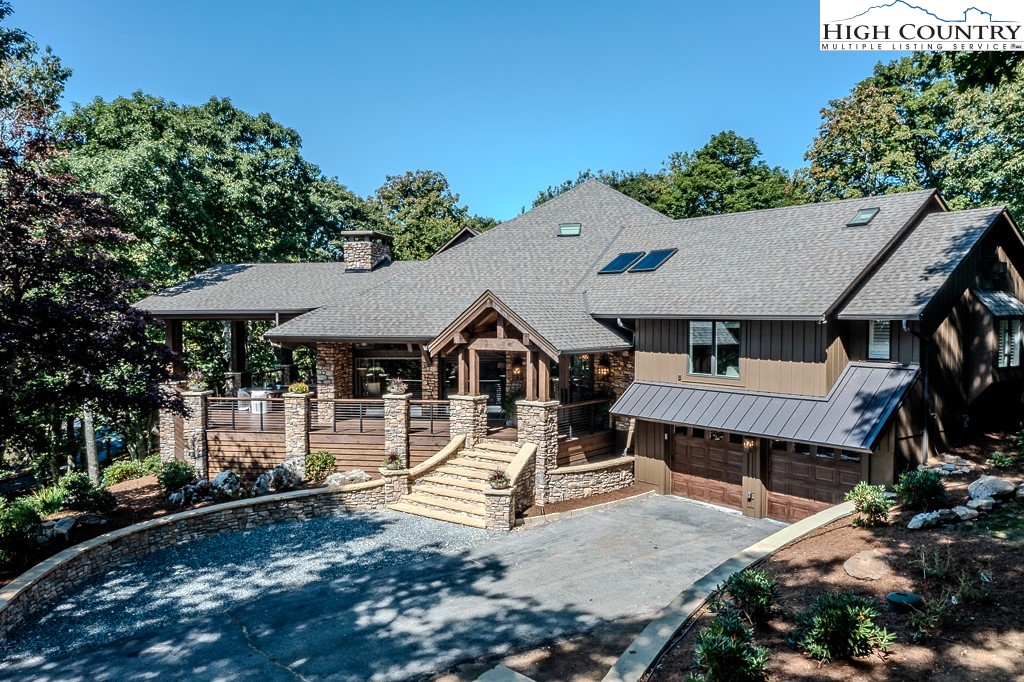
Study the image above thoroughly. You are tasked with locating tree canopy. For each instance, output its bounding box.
[373,169,470,260]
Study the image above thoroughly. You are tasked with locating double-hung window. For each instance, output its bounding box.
[998,319,1022,368]
[868,320,891,360]
[688,321,741,378]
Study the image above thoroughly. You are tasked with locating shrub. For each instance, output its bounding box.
[58,472,117,513]
[157,460,197,491]
[142,454,164,475]
[381,453,404,470]
[791,592,894,662]
[845,481,891,527]
[288,381,310,394]
[907,590,955,641]
[488,471,510,489]
[304,450,335,483]
[28,486,65,516]
[912,544,954,580]
[986,452,1017,468]
[102,459,148,486]
[688,610,770,682]
[0,499,42,566]
[893,469,946,511]
[716,569,779,626]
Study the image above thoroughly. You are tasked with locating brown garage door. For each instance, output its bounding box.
[767,446,861,522]
[671,432,743,510]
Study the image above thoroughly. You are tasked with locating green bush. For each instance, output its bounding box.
[986,452,1017,468]
[907,590,955,642]
[716,569,779,626]
[0,498,42,566]
[791,593,894,662]
[28,486,65,516]
[844,481,891,527]
[893,469,946,511]
[57,472,117,513]
[102,459,148,486]
[157,460,197,491]
[141,454,163,475]
[288,381,310,394]
[688,611,770,682]
[304,450,335,483]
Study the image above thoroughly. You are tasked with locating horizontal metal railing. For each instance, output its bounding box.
[207,397,286,432]
[556,399,610,439]
[410,399,450,434]
[311,398,385,433]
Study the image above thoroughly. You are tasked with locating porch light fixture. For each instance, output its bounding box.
[742,436,757,449]
[595,357,611,379]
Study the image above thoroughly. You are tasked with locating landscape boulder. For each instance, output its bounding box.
[967,497,995,512]
[1017,483,1024,501]
[968,475,1016,500]
[251,464,301,496]
[844,550,892,580]
[77,513,108,526]
[281,456,305,481]
[952,505,979,521]
[325,470,372,486]
[210,470,243,499]
[908,511,941,529]
[53,516,76,539]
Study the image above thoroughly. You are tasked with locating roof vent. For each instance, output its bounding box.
[847,207,880,227]
[558,223,581,237]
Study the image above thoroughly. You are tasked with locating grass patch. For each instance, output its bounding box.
[957,503,1024,544]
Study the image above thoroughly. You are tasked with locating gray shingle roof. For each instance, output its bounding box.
[974,289,1024,317]
[493,292,630,353]
[610,362,919,452]
[581,190,937,319]
[134,261,415,315]
[839,207,1005,319]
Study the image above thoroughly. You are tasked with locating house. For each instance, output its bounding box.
[137,181,1024,523]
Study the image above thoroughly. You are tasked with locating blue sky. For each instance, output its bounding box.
[13,1,896,219]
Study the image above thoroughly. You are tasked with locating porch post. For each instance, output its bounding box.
[225,321,250,393]
[181,389,212,479]
[383,392,411,468]
[449,394,488,448]
[164,319,185,380]
[468,348,480,395]
[517,400,559,505]
[283,391,311,461]
[158,383,179,463]
[525,349,537,401]
[315,342,353,424]
[538,355,550,402]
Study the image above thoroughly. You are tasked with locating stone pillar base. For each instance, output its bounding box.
[484,488,514,531]
[284,392,312,461]
[380,468,410,504]
[181,390,213,479]
[384,392,411,469]
[449,394,489,448]
[517,400,559,506]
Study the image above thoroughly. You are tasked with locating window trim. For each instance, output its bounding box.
[997,318,1022,368]
[687,320,742,379]
[868,320,891,361]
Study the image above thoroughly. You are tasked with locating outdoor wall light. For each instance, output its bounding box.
[743,436,757,449]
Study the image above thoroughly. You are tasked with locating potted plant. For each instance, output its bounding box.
[500,391,523,427]
[186,370,206,391]
[382,453,404,470]
[387,377,408,395]
[488,470,510,489]
[287,381,310,394]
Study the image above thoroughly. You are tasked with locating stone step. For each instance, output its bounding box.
[413,484,486,504]
[461,449,514,464]
[402,492,485,517]
[448,457,506,473]
[419,475,487,491]
[476,441,520,454]
[435,464,493,481]
[388,502,487,529]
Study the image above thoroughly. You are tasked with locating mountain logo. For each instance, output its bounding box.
[820,0,1024,50]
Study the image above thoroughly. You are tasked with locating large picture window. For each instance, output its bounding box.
[998,319,1022,368]
[688,321,741,378]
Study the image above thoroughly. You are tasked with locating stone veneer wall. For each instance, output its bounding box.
[284,393,312,460]
[449,395,488,447]
[158,398,178,463]
[342,241,391,271]
[504,352,525,398]
[383,393,410,467]
[181,390,211,478]
[0,481,386,640]
[315,342,354,424]
[546,457,635,502]
[596,351,634,432]
[517,401,559,505]
[420,353,440,400]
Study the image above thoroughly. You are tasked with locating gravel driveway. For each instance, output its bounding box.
[0,495,776,681]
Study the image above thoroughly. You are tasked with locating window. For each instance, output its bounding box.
[629,249,676,272]
[771,439,789,452]
[691,428,705,439]
[689,321,742,378]
[794,443,811,455]
[998,319,1022,368]
[816,447,835,460]
[558,223,581,237]
[868,320,891,360]
[599,252,645,274]
[841,450,861,462]
[847,207,880,226]
[729,433,744,445]
[709,430,724,441]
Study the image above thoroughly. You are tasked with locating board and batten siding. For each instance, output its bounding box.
[635,319,830,397]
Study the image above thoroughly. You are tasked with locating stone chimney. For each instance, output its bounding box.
[341,231,394,272]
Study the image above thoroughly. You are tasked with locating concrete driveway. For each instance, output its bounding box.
[0,495,776,682]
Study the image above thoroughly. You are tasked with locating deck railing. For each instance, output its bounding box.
[312,398,386,433]
[207,397,286,432]
[556,399,610,438]
[410,400,450,434]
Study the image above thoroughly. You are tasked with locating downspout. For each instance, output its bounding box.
[617,318,636,456]
[902,319,932,465]
[616,317,635,341]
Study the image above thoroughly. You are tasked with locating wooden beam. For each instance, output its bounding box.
[453,331,466,345]
[522,332,530,347]
[558,355,570,404]
[469,348,480,395]
[525,350,537,401]
[458,348,468,394]
[229,321,247,373]
[467,337,528,352]
[538,355,550,402]
[496,315,506,339]
[165,319,184,379]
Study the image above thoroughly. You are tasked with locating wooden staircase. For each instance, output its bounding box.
[388,440,519,528]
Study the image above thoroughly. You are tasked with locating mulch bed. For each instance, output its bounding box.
[520,484,647,518]
[649,435,1024,682]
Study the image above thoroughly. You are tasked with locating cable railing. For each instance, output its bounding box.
[310,398,386,433]
[207,397,286,432]
[410,400,450,434]
[556,399,610,438]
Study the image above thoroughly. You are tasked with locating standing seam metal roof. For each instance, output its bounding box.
[610,363,919,452]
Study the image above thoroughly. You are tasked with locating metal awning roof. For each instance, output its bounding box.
[610,362,919,453]
[973,289,1024,317]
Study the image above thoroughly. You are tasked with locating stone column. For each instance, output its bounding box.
[315,342,354,424]
[517,400,559,505]
[483,488,514,531]
[607,351,635,433]
[181,390,212,479]
[449,394,488,448]
[383,392,411,469]
[283,392,312,461]
[158,407,177,463]
[379,467,410,504]
[420,352,440,400]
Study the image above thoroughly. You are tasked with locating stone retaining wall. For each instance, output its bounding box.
[0,480,385,640]
[546,457,635,503]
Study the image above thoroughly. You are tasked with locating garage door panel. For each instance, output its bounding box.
[671,434,743,511]
[768,448,861,523]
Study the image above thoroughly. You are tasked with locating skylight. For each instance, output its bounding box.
[630,249,677,273]
[558,223,581,237]
[598,251,645,274]
[847,207,880,227]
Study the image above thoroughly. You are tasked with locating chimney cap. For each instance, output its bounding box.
[339,230,394,244]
